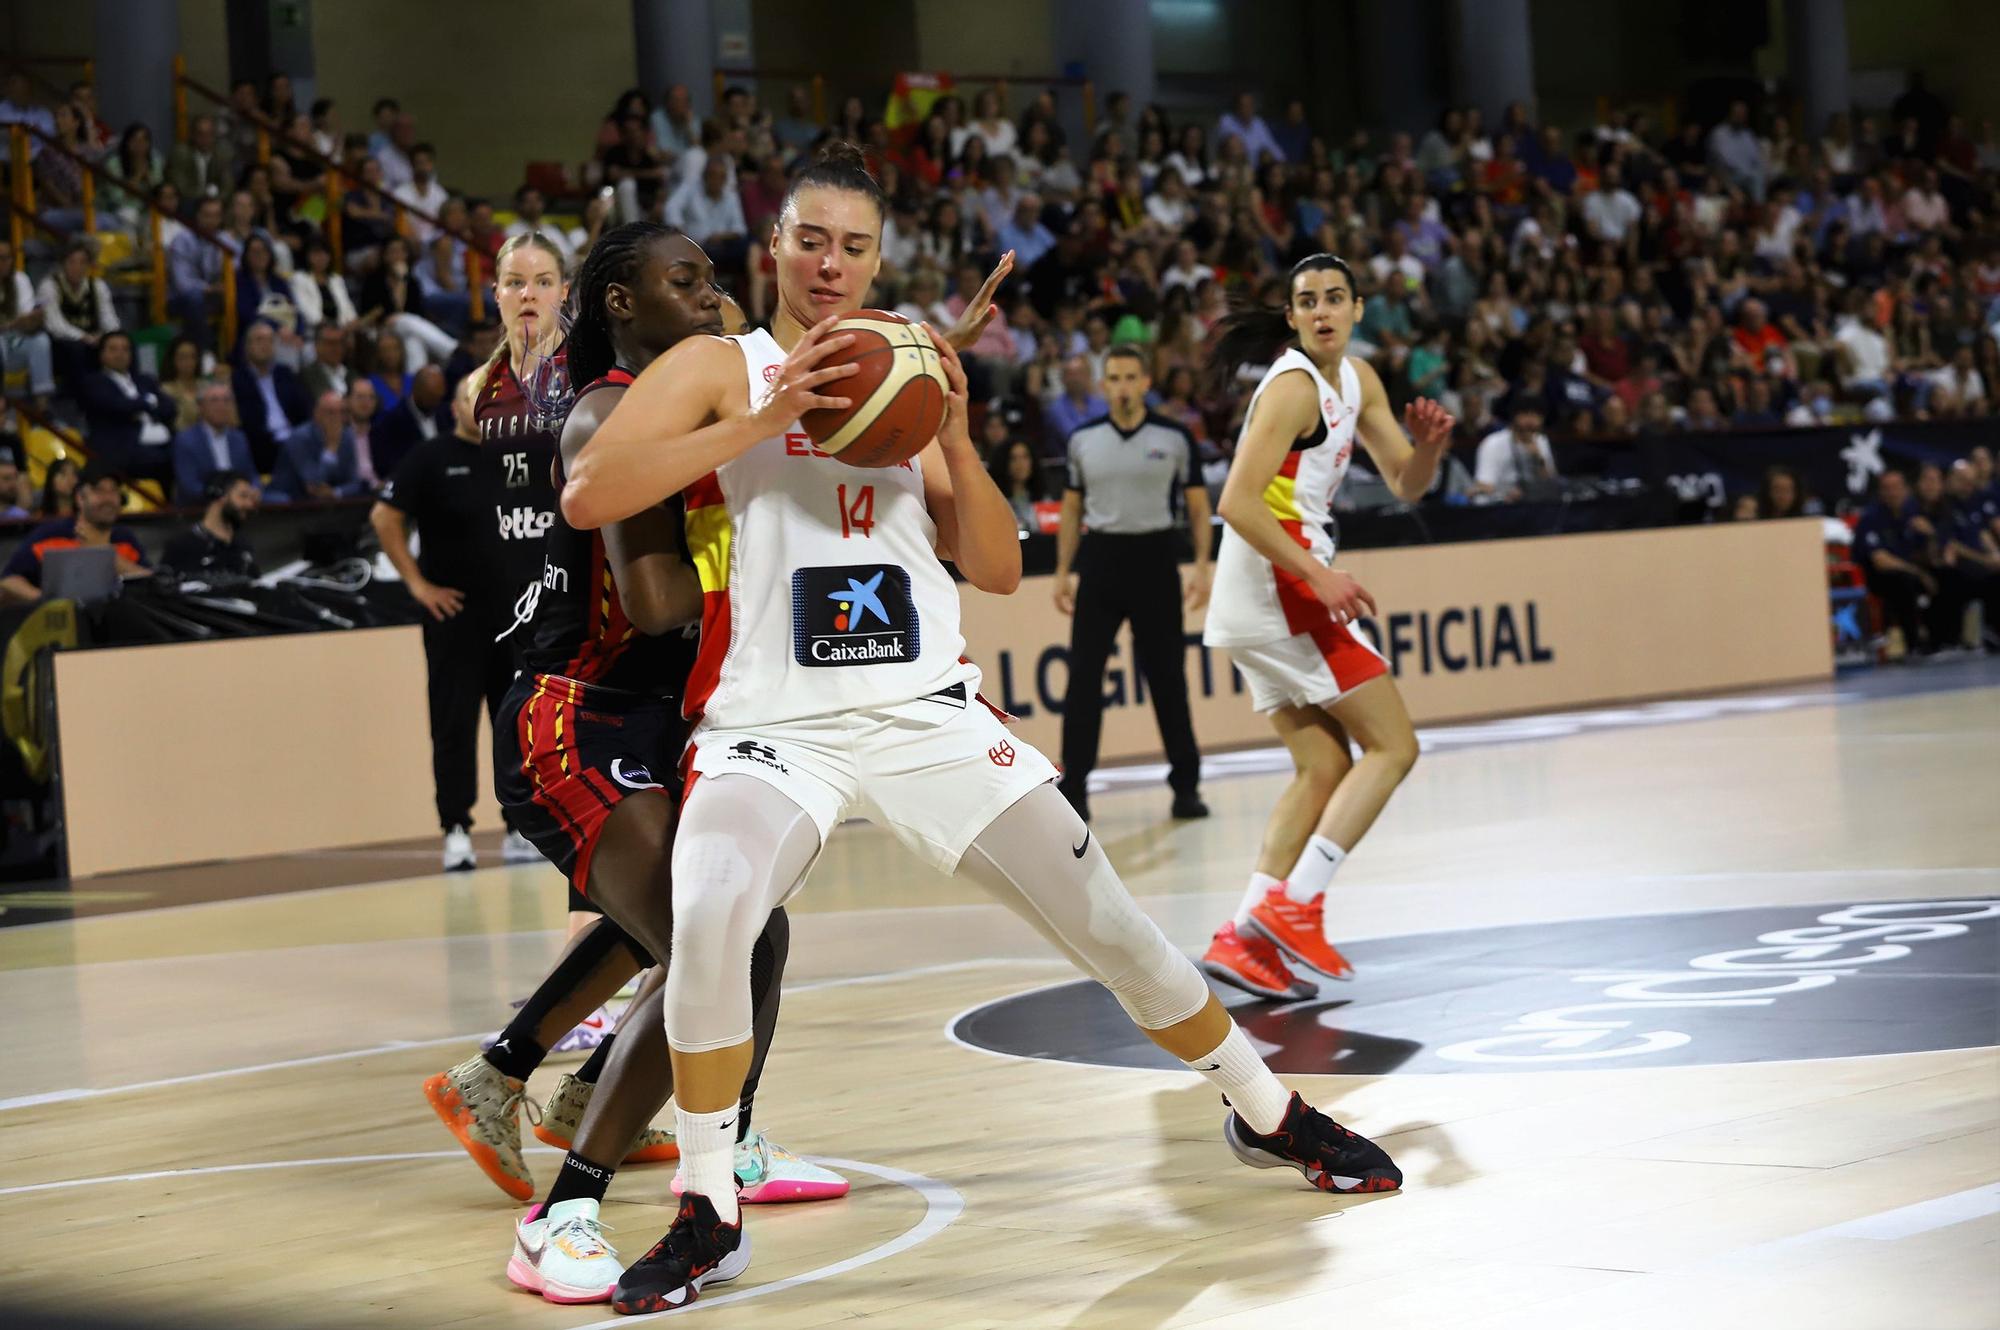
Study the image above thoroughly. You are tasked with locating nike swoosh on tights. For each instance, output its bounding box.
[1193,1062,1221,1071]
[1071,832,1091,858]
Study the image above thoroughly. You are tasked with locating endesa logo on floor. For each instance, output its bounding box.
[791,564,922,667]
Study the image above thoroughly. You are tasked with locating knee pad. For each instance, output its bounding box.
[1105,925,1210,1030]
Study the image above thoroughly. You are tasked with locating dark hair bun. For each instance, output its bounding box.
[814,139,870,171]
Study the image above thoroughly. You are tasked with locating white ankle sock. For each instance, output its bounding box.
[674,1104,741,1223]
[1284,836,1346,902]
[1231,872,1282,927]
[1184,1025,1290,1135]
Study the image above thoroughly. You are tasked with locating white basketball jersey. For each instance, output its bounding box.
[1203,350,1362,647]
[681,329,974,730]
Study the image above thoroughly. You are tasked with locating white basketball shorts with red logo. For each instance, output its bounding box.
[1224,614,1390,714]
[683,677,1058,873]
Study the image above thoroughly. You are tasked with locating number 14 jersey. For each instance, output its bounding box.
[681,328,975,730]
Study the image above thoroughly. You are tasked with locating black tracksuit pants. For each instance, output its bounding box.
[422,603,522,833]
[1059,532,1201,797]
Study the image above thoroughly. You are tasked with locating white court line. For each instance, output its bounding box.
[0,959,1065,1114]
[0,1148,966,1321]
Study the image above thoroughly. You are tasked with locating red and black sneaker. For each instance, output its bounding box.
[1223,1091,1402,1195]
[609,1192,751,1316]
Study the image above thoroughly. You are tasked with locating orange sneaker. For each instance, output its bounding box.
[532,1072,680,1164]
[1200,921,1318,1001]
[423,1054,537,1201]
[1248,887,1354,980]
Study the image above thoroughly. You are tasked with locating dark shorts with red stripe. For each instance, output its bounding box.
[495,672,688,903]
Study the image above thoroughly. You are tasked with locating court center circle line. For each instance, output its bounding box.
[0,1149,965,1320]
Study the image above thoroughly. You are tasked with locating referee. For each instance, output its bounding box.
[1053,344,1212,823]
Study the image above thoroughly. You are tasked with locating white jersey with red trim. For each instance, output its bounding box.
[679,328,975,731]
[1202,349,1362,648]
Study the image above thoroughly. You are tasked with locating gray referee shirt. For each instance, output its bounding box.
[1064,411,1201,534]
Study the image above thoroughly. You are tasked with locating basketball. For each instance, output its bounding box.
[797,310,951,469]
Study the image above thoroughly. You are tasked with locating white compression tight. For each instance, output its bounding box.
[663,776,1207,1054]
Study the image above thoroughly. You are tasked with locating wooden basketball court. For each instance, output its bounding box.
[2,665,1995,1329]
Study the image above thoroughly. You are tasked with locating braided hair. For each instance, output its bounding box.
[1201,253,1358,398]
[565,221,685,390]
[780,139,886,222]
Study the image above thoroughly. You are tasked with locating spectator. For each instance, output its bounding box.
[77,331,176,482]
[160,468,260,581]
[309,97,341,158]
[1932,345,1987,418]
[102,122,164,228]
[37,240,117,388]
[1733,376,1784,428]
[37,457,79,519]
[234,233,301,362]
[649,83,699,164]
[988,438,1051,531]
[357,236,459,371]
[292,238,360,337]
[166,113,234,204]
[594,88,653,156]
[231,321,311,472]
[370,363,448,482]
[34,103,91,229]
[1043,355,1108,453]
[1683,384,1728,431]
[0,446,31,520]
[0,463,150,605]
[169,196,230,348]
[268,390,366,503]
[945,262,1020,400]
[1473,400,1558,501]
[302,323,351,401]
[374,111,418,190]
[0,73,55,164]
[1756,465,1818,520]
[1732,299,1796,380]
[1834,297,1894,404]
[664,154,749,271]
[172,378,257,505]
[1216,91,1284,164]
[346,378,385,488]
[340,156,398,264]
[997,193,1057,268]
[393,143,451,242]
[605,113,674,221]
[1583,163,1642,250]
[1708,100,1766,200]
[159,336,209,430]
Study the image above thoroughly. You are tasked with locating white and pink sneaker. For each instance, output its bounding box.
[673,1132,849,1204]
[506,1197,622,1304]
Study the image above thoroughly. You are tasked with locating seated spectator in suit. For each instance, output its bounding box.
[167,113,235,205]
[370,363,449,483]
[347,378,386,490]
[301,323,351,401]
[77,331,176,482]
[172,378,258,504]
[0,462,151,605]
[267,391,366,503]
[161,468,260,582]
[232,321,310,471]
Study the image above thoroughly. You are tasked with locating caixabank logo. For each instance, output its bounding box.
[792,564,922,667]
[952,900,2000,1075]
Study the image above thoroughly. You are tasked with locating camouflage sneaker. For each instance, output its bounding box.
[423,1053,541,1201]
[532,1073,680,1165]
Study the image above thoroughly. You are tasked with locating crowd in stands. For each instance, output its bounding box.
[2,64,1998,548]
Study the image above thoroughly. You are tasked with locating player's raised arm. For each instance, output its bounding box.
[561,319,859,529]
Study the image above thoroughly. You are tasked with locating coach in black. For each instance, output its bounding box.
[1053,345,1212,823]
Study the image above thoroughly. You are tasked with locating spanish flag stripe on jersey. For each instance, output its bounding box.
[681,471,732,724]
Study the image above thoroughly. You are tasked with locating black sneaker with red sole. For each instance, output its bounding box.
[609,1192,751,1315]
[1223,1091,1403,1194]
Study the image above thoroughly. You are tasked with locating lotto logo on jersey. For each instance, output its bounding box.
[496,506,555,541]
[791,564,921,667]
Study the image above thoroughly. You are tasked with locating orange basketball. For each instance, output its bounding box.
[798,310,950,469]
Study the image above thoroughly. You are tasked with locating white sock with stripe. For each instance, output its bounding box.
[1184,1025,1290,1134]
[1284,836,1347,903]
[1231,872,1282,928]
[674,1104,741,1224]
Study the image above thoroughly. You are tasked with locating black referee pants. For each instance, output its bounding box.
[422,605,523,833]
[1060,532,1201,798]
